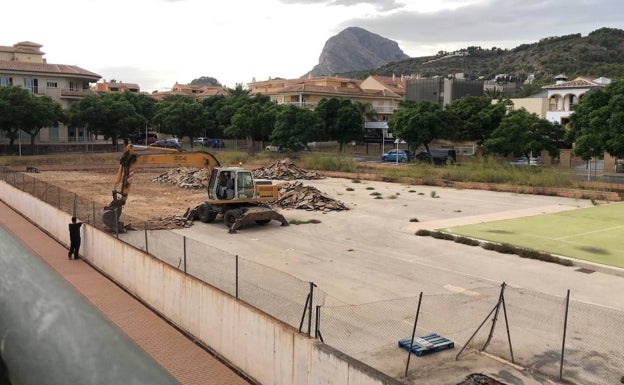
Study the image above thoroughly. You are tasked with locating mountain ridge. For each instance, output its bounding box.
[337,27,624,83]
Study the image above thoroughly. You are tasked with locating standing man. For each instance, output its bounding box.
[68,217,83,260]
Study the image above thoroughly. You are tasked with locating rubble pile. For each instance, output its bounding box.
[152,167,208,189]
[253,159,323,180]
[143,215,195,230]
[275,182,349,211]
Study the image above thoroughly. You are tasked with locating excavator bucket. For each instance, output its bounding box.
[229,206,289,233]
[102,205,123,231]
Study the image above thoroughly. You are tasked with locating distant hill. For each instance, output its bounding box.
[339,27,624,83]
[304,27,409,77]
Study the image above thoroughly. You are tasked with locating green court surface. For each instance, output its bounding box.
[447,202,624,268]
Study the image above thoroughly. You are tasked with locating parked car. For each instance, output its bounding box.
[150,139,182,149]
[381,149,414,163]
[193,137,212,146]
[414,149,457,165]
[134,132,158,145]
[208,139,225,148]
[510,157,541,167]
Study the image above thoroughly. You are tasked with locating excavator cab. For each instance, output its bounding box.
[208,168,255,200]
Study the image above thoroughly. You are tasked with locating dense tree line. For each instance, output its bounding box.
[1,82,619,162]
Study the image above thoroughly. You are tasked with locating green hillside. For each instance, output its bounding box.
[342,28,624,83]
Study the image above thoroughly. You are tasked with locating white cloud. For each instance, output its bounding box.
[2,0,623,91]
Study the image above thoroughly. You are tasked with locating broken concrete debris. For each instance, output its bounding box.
[252,159,323,180]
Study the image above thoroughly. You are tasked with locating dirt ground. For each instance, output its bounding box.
[30,168,210,223]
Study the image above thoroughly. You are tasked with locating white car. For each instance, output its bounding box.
[510,157,541,167]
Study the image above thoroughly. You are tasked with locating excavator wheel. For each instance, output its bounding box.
[223,208,243,228]
[197,202,217,223]
[102,206,122,230]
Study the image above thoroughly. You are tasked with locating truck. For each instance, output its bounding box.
[102,144,288,233]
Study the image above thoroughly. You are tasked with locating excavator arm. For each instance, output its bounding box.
[102,144,220,230]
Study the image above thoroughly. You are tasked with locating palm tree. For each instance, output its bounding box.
[354,101,378,122]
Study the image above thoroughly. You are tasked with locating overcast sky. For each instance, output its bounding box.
[4,0,623,92]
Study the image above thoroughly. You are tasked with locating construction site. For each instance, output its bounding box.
[2,149,624,385]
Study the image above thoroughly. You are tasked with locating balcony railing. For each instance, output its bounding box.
[60,88,97,98]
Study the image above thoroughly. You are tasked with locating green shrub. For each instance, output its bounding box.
[415,229,431,236]
[430,231,455,240]
[454,236,480,246]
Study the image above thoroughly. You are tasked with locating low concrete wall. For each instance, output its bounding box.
[0,180,400,385]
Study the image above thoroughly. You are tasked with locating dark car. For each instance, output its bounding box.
[208,139,225,148]
[414,149,457,165]
[150,139,182,149]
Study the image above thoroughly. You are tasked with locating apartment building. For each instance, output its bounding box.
[247,75,403,119]
[0,41,101,142]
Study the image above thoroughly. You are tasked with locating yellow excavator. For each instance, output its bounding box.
[102,144,288,233]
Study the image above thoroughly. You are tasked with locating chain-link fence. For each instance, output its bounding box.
[319,283,624,384]
[3,167,624,384]
[0,167,326,337]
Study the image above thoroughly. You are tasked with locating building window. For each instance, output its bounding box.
[47,81,58,88]
[549,97,558,111]
[0,77,13,87]
[24,78,39,94]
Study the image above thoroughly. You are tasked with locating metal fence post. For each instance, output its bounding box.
[22,173,25,191]
[560,289,571,381]
[235,255,239,300]
[144,222,149,255]
[183,236,187,274]
[315,305,324,342]
[405,292,423,377]
[73,193,77,218]
[114,207,119,238]
[483,282,507,351]
[308,282,316,337]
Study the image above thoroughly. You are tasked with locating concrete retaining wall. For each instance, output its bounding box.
[0,180,400,385]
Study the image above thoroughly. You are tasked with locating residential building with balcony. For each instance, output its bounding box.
[543,74,610,125]
[0,41,101,142]
[247,75,403,120]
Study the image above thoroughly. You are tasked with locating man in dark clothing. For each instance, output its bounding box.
[68,217,83,260]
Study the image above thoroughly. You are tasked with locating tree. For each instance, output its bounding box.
[444,96,507,144]
[0,87,33,145]
[484,109,565,162]
[388,100,446,157]
[315,98,362,151]
[190,76,221,87]
[271,104,324,151]
[152,95,206,144]
[567,80,624,160]
[354,101,378,122]
[67,92,147,145]
[226,94,277,151]
[22,95,65,145]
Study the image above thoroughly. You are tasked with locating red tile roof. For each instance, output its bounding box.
[0,60,100,79]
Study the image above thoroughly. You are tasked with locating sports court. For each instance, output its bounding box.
[447,202,624,268]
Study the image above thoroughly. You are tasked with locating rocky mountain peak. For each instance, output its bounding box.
[304,26,409,77]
